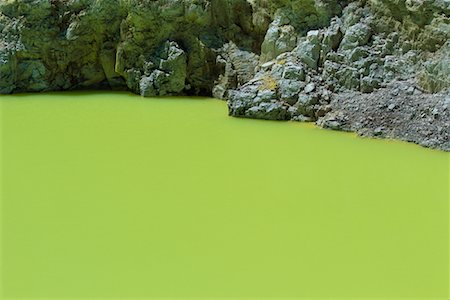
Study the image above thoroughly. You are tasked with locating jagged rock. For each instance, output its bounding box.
[348,47,370,62]
[282,64,306,81]
[0,50,16,93]
[278,79,305,105]
[296,93,319,117]
[360,76,380,93]
[304,83,316,93]
[1,0,449,150]
[317,111,349,130]
[294,30,322,70]
[260,11,298,63]
[339,22,372,51]
[419,41,450,92]
[139,41,187,96]
[213,42,260,99]
[245,102,288,120]
[320,17,343,64]
[336,66,360,90]
[16,60,49,91]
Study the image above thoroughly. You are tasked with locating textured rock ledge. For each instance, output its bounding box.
[1,0,449,150]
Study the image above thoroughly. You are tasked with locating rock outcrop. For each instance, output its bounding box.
[1,0,449,150]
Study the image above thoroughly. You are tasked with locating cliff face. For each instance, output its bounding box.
[0,0,275,95]
[0,0,337,94]
[1,0,449,150]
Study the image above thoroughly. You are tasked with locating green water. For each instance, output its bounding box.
[0,92,448,299]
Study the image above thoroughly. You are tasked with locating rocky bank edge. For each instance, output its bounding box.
[1,0,449,150]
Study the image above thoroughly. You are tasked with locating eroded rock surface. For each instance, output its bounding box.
[1,0,449,150]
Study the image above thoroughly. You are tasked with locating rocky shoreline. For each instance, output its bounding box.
[1,0,449,150]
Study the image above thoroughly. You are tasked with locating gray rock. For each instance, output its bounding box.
[339,23,372,51]
[336,67,360,90]
[213,42,260,98]
[2,0,450,151]
[279,80,304,105]
[245,102,288,120]
[387,103,396,111]
[348,47,370,62]
[296,93,319,117]
[374,126,384,136]
[360,76,380,93]
[304,83,316,93]
[282,64,305,81]
[0,51,17,93]
[320,17,343,64]
[294,31,322,70]
[16,60,49,91]
[260,13,298,63]
[139,41,187,96]
[418,41,450,92]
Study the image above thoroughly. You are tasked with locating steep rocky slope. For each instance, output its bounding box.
[1,0,449,150]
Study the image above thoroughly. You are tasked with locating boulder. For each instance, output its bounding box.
[294,30,322,70]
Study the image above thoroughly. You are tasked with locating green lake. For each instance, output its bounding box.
[0,92,448,299]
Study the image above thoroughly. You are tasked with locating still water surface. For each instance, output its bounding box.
[0,92,448,298]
